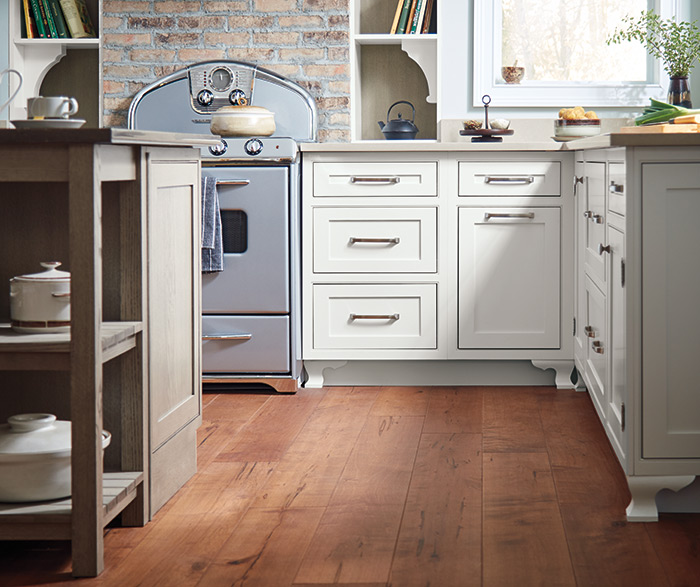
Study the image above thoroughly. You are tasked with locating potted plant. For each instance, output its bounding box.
[607,9,700,107]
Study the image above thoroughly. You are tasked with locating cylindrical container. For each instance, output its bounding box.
[9,262,71,333]
[210,105,276,136]
[0,413,111,502]
[668,76,692,108]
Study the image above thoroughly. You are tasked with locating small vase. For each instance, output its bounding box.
[667,76,692,108]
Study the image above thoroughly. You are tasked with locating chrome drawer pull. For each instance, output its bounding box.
[583,210,594,219]
[349,313,400,321]
[350,176,400,184]
[584,325,596,338]
[609,182,624,194]
[215,179,250,186]
[484,176,534,184]
[484,212,535,220]
[202,333,253,341]
[349,237,400,245]
[592,340,605,354]
[592,214,604,224]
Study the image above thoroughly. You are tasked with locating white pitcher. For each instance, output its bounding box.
[0,69,23,115]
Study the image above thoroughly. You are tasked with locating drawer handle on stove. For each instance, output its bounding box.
[202,333,253,341]
[350,176,400,185]
[484,212,535,220]
[215,179,250,186]
[349,313,400,321]
[349,237,400,245]
[484,176,535,184]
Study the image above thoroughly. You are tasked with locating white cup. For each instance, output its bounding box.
[27,96,79,119]
[1,69,23,114]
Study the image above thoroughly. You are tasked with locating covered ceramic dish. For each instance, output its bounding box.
[9,261,70,333]
[0,413,111,502]
[210,105,276,137]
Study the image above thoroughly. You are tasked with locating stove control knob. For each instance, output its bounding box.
[197,89,214,107]
[245,138,263,156]
[209,139,228,157]
[229,89,247,105]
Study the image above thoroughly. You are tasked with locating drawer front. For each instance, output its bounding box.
[608,162,626,217]
[313,162,438,197]
[313,284,437,349]
[202,316,290,373]
[313,207,437,273]
[458,161,561,196]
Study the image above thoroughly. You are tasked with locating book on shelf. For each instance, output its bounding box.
[59,0,97,39]
[421,0,436,34]
[29,0,49,38]
[47,0,70,38]
[390,0,404,34]
[21,0,38,38]
[409,0,426,34]
[405,0,418,33]
[395,0,413,34]
[41,0,59,37]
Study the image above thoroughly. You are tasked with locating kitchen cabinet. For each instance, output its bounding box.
[0,129,210,575]
[301,148,575,388]
[5,0,101,126]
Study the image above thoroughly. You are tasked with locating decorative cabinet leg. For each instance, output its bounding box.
[302,361,347,388]
[626,475,696,522]
[531,360,576,389]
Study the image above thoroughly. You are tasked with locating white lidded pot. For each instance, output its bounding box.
[9,261,71,333]
[210,105,276,137]
[0,413,111,502]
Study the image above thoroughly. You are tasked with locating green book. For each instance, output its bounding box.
[47,0,70,38]
[29,0,48,38]
[41,0,59,37]
[396,0,413,34]
[409,0,425,33]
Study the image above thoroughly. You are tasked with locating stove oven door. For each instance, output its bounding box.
[201,166,289,313]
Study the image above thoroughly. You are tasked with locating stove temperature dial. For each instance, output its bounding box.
[244,138,264,156]
[209,139,228,157]
[229,89,247,106]
[197,89,214,107]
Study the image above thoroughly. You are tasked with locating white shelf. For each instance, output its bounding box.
[354,33,437,44]
[14,38,100,49]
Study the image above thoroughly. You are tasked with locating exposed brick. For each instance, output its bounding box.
[153,1,200,14]
[303,30,348,45]
[327,46,349,61]
[154,65,185,78]
[104,1,151,14]
[327,111,350,126]
[103,111,127,128]
[279,48,324,61]
[127,17,176,29]
[329,79,350,94]
[179,49,228,62]
[104,97,134,111]
[226,48,276,62]
[318,128,350,143]
[103,64,153,78]
[203,1,248,12]
[103,80,127,94]
[254,0,297,11]
[103,16,123,29]
[265,64,302,78]
[253,32,299,46]
[279,15,324,28]
[303,63,349,78]
[303,0,349,9]
[155,32,201,46]
[102,48,125,62]
[178,16,227,30]
[316,95,349,110]
[328,14,349,28]
[104,33,152,46]
[229,15,276,29]
[129,49,178,62]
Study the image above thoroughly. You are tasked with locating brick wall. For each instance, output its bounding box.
[102,0,350,142]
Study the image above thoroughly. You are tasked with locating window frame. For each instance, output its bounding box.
[473,0,679,107]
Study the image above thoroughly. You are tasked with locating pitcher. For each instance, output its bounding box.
[0,69,23,116]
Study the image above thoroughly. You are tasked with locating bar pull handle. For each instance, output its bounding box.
[202,333,253,341]
[484,212,535,220]
[349,237,400,245]
[592,340,605,354]
[584,325,596,338]
[609,181,624,194]
[350,176,400,185]
[484,176,535,184]
[216,179,250,186]
[349,313,400,321]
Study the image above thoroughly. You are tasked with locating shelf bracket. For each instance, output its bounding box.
[400,38,437,104]
[10,43,67,120]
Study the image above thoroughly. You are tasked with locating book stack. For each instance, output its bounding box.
[21,0,97,39]
[390,0,436,35]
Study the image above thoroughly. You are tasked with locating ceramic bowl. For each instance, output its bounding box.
[210,105,276,137]
[554,118,601,138]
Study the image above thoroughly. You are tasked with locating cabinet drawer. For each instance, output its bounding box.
[202,316,290,373]
[313,207,437,273]
[313,284,437,349]
[458,161,561,196]
[313,162,438,197]
[608,162,626,216]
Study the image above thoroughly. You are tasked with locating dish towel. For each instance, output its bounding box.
[201,176,224,273]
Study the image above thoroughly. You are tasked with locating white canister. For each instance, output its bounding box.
[9,262,71,333]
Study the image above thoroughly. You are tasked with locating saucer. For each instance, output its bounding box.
[551,136,578,142]
[11,118,86,130]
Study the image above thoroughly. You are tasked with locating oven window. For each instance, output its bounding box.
[221,210,248,253]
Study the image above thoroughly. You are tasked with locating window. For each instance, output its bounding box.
[473,0,679,107]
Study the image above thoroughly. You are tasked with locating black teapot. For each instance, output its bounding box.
[378,101,418,140]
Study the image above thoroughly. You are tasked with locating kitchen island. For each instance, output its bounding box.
[0,128,216,576]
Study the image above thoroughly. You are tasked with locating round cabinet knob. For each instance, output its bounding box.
[197,89,214,107]
[244,138,263,156]
[209,139,228,157]
[229,89,247,105]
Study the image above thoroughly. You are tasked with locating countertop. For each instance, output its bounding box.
[0,128,219,147]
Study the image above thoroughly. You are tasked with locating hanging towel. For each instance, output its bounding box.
[201,176,224,273]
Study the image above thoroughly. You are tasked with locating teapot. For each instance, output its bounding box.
[378,101,418,140]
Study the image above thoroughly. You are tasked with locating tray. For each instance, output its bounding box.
[460,128,514,143]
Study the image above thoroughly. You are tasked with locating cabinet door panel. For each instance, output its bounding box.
[584,275,607,417]
[584,162,607,288]
[642,163,700,458]
[148,160,201,450]
[574,162,587,365]
[607,224,626,460]
[458,207,560,349]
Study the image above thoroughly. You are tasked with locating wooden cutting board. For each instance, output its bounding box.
[619,124,700,133]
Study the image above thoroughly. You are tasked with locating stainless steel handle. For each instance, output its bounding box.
[598,243,611,255]
[592,340,605,354]
[349,313,400,321]
[51,292,71,298]
[484,212,535,220]
[202,333,253,341]
[583,210,594,219]
[584,326,596,338]
[484,176,535,184]
[349,237,400,244]
[350,176,400,185]
[216,179,250,186]
[609,182,624,194]
[592,214,604,224]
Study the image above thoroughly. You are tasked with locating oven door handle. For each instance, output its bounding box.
[202,333,253,341]
[215,179,250,186]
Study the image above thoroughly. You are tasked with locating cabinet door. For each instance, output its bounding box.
[584,162,607,288]
[642,163,700,458]
[458,207,560,349]
[607,224,626,460]
[573,162,587,366]
[147,158,201,450]
[583,274,607,418]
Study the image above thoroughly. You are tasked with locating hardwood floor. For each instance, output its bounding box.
[2,385,699,586]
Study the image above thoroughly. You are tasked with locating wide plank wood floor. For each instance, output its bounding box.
[1,385,699,586]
